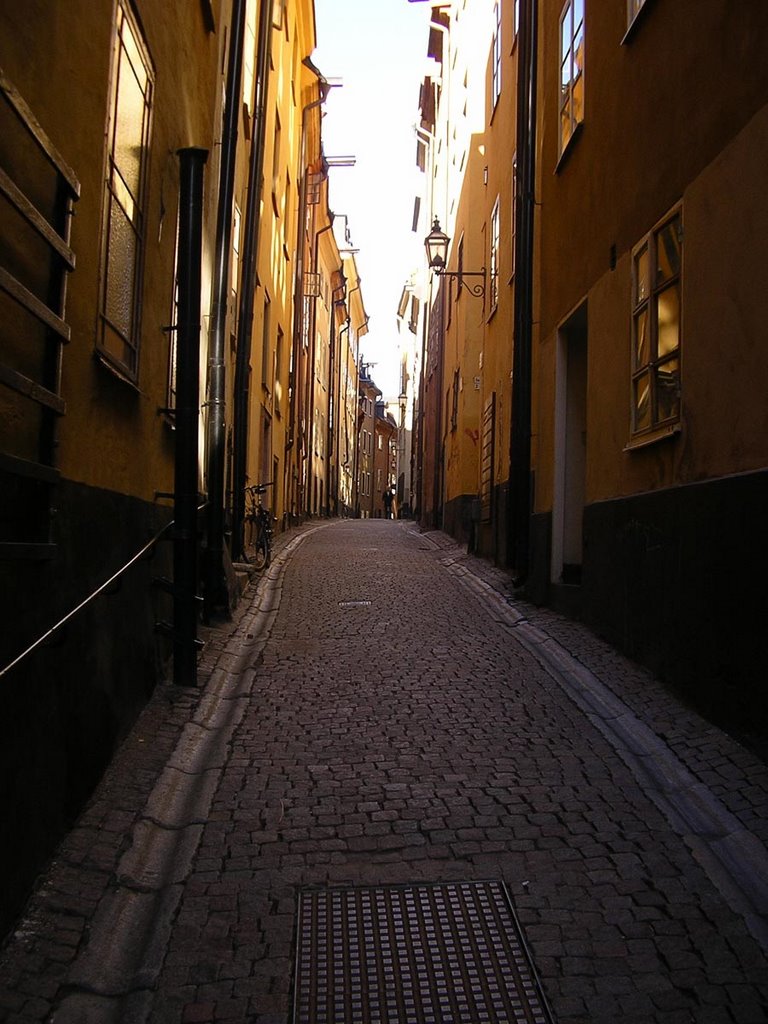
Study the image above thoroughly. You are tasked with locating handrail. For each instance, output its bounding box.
[0,514,185,681]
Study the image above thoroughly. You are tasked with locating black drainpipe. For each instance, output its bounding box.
[232,0,274,562]
[204,0,246,617]
[508,0,538,582]
[174,147,208,686]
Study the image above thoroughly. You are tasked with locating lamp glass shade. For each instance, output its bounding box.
[424,218,450,270]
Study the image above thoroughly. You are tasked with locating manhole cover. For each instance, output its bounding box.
[293,880,554,1023]
[339,600,372,608]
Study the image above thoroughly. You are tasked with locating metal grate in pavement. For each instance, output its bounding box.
[293,880,555,1023]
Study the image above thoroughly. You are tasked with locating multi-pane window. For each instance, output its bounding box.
[261,293,271,387]
[491,2,502,108]
[231,204,242,315]
[559,0,584,157]
[98,0,154,380]
[630,208,682,438]
[489,197,500,309]
[166,220,179,416]
[274,327,284,416]
[243,0,257,115]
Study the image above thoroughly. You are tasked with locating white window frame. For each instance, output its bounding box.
[558,0,584,159]
[626,0,648,31]
[491,2,502,109]
[510,153,517,280]
[628,206,683,445]
[489,196,500,310]
[98,0,154,381]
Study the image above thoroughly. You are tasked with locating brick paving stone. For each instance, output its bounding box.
[0,520,766,1023]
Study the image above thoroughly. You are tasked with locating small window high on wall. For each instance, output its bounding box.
[629,207,682,443]
[97,0,154,382]
[558,0,584,158]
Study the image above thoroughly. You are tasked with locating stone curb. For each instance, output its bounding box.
[52,526,326,1021]
[430,532,768,954]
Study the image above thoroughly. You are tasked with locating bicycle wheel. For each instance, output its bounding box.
[243,515,256,563]
[252,535,268,571]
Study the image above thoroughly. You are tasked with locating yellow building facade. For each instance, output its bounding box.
[0,0,364,933]
[413,0,768,733]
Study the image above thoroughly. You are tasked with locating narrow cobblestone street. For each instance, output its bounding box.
[1,520,767,1024]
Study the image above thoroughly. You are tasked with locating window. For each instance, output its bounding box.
[98,0,154,380]
[243,0,257,115]
[630,209,682,440]
[491,2,502,109]
[559,0,584,157]
[261,293,271,388]
[272,114,282,214]
[489,197,500,309]
[166,219,179,417]
[231,204,242,314]
[274,327,284,415]
[456,234,464,304]
[626,0,648,31]
[510,153,517,279]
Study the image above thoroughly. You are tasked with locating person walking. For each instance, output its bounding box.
[382,488,393,519]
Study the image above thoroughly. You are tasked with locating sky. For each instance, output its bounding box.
[312,1,434,399]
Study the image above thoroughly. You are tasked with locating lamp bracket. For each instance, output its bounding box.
[433,268,486,298]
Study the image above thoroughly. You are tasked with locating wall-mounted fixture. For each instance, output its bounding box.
[424,217,485,298]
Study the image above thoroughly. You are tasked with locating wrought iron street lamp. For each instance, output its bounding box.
[424,217,486,298]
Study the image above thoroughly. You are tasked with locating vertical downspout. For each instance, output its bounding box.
[232,0,274,561]
[508,0,538,580]
[174,147,208,686]
[204,0,246,616]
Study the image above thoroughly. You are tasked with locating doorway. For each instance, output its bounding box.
[552,303,587,588]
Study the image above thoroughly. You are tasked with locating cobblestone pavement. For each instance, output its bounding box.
[1,519,767,1024]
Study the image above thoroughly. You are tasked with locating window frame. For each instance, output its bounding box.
[558,0,584,160]
[489,196,500,311]
[165,216,179,421]
[491,2,502,110]
[97,0,154,383]
[510,152,517,282]
[261,292,272,389]
[625,0,649,35]
[627,206,683,448]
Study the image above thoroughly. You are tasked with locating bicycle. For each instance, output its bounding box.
[243,482,273,570]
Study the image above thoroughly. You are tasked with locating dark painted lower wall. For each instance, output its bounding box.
[442,492,476,546]
[530,469,768,738]
[473,482,510,565]
[0,480,173,937]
